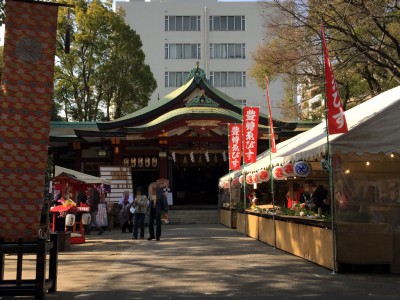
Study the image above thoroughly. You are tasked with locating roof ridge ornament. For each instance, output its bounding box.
[187,61,207,84]
[186,93,219,107]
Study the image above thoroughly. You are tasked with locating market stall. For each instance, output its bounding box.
[219,85,400,272]
[51,166,111,244]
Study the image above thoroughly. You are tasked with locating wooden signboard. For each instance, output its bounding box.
[100,166,133,203]
[96,203,108,227]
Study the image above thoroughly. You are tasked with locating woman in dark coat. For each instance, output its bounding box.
[147,187,168,241]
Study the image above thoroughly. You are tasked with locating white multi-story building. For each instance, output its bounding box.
[115,0,284,117]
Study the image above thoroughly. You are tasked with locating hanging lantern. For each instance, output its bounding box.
[238,175,244,185]
[258,169,270,182]
[81,213,91,225]
[246,173,254,185]
[272,166,286,180]
[223,181,230,189]
[222,151,227,162]
[282,163,296,177]
[65,214,76,227]
[294,161,312,177]
[252,173,261,183]
[219,180,224,189]
[232,177,241,187]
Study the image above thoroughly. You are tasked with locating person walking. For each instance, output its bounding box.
[119,191,134,232]
[119,193,133,233]
[88,188,104,235]
[132,187,147,240]
[147,187,168,241]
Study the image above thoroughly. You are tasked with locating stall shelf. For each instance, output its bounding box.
[237,211,334,270]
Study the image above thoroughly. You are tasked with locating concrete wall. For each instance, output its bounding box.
[116,0,284,117]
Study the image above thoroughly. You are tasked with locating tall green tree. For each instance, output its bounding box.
[95,8,156,120]
[54,0,156,121]
[251,0,400,119]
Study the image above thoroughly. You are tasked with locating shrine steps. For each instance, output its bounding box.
[167,207,219,225]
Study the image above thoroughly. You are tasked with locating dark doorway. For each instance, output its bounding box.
[173,165,227,206]
[132,170,159,195]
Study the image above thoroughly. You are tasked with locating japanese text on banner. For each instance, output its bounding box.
[229,123,242,170]
[243,107,259,163]
[321,26,348,135]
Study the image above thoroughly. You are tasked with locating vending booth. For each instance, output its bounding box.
[219,86,400,272]
[51,166,111,244]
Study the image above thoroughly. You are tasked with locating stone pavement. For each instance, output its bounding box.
[2,224,400,299]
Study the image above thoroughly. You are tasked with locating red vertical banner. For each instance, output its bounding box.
[229,124,242,170]
[0,1,59,241]
[265,76,276,153]
[243,107,259,163]
[321,26,348,135]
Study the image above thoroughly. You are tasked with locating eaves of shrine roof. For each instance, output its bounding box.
[49,121,97,142]
[97,86,243,129]
[95,66,290,131]
[121,106,268,133]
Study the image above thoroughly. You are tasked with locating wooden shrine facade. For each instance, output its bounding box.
[49,66,315,206]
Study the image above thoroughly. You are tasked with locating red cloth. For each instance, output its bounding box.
[50,205,75,213]
[287,198,293,209]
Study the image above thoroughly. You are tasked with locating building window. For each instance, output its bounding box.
[165,16,201,31]
[209,16,245,31]
[238,99,247,106]
[165,72,190,87]
[209,72,246,87]
[209,43,245,59]
[165,44,201,59]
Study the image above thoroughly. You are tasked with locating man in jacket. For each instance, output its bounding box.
[147,187,168,241]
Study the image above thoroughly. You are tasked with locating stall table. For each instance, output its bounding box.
[237,211,334,270]
[219,208,237,228]
[50,205,91,245]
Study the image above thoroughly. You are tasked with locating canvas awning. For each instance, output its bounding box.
[54,166,112,186]
[242,85,400,173]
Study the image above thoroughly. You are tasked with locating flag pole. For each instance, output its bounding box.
[321,25,337,274]
[241,107,248,237]
[270,139,276,249]
[242,106,261,237]
[323,59,337,275]
[228,120,246,235]
[265,76,276,248]
[227,123,232,218]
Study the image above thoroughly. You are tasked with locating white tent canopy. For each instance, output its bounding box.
[243,85,400,173]
[54,165,112,186]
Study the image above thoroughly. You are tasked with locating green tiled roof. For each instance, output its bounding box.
[97,78,196,129]
[50,121,98,137]
[200,79,244,109]
[49,66,311,138]
[124,107,243,132]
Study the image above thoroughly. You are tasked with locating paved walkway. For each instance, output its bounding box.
[2,224,400,299]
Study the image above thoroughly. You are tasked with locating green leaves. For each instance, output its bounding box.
[54,0,156,121]
[251,0,400,121]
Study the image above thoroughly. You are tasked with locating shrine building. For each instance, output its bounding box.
[49,66,314,206]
